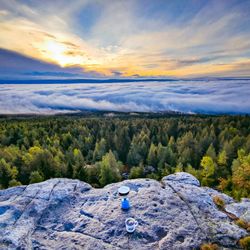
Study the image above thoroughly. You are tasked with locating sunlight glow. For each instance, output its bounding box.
[41,40,71,67]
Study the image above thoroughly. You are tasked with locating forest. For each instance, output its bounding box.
[0,114,249,199]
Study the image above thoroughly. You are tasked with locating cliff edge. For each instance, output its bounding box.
[0,172,249,249]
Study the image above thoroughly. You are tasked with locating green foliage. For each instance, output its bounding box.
[93,138,107,161]
[127,130,149,166]
[157,143,175,169]
[29,171,44,184]
[23,146,58,179]
[177,131,198,166]
[8,179,22,187]
[129,164,144,179]
[206,144,216,161]
[77,166,88,182]
[217,150,229,178]
[185,164,200,180]
[99,150,122,187]
[0,158,19,188]
[217,150,227,166]
[200,156,216,186]
[231,149,250,199]
[147,143,158,167]
[0,114,249,199]
[85,164,100,187]
[175,162,184,173]
[71,148,85,178]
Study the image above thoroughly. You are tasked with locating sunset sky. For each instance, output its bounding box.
[0,0,250,79]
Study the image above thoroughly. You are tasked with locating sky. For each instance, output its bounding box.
[0,0,250,78]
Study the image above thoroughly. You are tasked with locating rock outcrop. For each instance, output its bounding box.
[0,172,249,249]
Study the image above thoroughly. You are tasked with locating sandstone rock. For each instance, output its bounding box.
[225,198,250,223]
[202,187,234,205]
[0,173,248,250]
[162,172,200,187]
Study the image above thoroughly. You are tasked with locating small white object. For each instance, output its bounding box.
[118,186,130,195]
[125,218,138,233]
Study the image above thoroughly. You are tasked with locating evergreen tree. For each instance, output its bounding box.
[93,138,107,162]
[175,162,183,172]
[113,127,130,162]
[217,150,228,178]
[99,150,122,186]
[217,150,227,166]
[0,159,19,188]
[185,164,200,180]
[206,144,216,161]
[147,143,158,167]
[127,143,143,166]
[29,171,44,184]
[77,166,88,182]
[0,114,249,199]
[177,132,197,167]
[129,164,144,179]
[157,143,169,169]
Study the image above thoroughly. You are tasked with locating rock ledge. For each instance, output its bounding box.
[0,172,248,249]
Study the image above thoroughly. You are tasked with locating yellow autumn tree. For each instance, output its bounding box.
[232,149,250,199]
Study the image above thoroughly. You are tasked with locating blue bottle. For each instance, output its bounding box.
[121,197,130,210]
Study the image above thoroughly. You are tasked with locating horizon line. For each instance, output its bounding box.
[1,76,250,84]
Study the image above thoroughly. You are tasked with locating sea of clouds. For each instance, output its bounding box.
[0,80,249,114]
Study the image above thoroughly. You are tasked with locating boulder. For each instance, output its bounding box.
[0,173,248,250]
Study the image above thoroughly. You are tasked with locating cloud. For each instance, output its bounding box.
[0,0,250,77]
[0,79,250,114]
[0,48,104,79]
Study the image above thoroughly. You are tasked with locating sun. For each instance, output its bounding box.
[41,40,71,67]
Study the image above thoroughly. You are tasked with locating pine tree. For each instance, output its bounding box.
[99,150,122,186]
[206,144,216,161]
[218,150,227,166]
[147,143,158,167]
[93,138,107,161]
[217,150,228,178]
